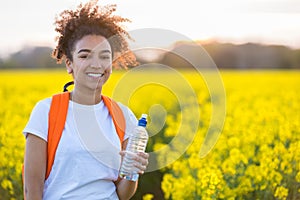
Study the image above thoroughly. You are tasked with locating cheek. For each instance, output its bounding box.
[107,65,112,72]
[103,62,112,72]
[102,71,112,83]
[104,60,112,70]
[73,61,88,72]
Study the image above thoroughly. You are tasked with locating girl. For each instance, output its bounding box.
[23,1,149,199]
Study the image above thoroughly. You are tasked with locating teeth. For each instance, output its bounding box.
[87,73,104,78]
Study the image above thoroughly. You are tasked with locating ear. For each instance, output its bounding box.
[65,59,73,74]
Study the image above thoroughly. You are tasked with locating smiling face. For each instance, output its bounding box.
[66,35,112,94]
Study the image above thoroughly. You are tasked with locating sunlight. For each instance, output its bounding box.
[0,0,300,57]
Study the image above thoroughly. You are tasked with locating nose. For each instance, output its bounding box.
[90,64,101,69]
[90,60,110,70]
[90,62,111,72]
[90,61,104,69]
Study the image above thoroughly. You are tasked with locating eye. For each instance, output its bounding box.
[79,54,88,59]
[100,55,111,60]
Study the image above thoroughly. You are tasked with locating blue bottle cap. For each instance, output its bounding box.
[138,114,147,127]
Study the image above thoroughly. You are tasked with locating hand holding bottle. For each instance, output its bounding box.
[119,151,149,175]
[119,114,149,181]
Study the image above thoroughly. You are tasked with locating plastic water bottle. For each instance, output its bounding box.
[119,114,148,181]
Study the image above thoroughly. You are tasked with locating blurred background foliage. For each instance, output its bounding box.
[0,41,299,70]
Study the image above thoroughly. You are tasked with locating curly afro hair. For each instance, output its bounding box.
[52,0,137,69]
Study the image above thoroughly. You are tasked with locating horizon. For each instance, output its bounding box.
[0,39,298,60]
[1,0,300,58]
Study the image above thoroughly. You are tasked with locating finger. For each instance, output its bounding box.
[119,151,126,156]
[134,162,147,173]
[133,155,149,166]
[137,152,149,159]
[138,169,145,175]
[138,159,148,167]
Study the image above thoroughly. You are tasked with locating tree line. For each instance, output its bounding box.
[159,41,300,69]
[0,42,299,69]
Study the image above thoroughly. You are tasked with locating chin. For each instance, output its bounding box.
[85,82,102,92]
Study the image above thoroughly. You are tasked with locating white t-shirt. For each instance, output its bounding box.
[23,97,138,200]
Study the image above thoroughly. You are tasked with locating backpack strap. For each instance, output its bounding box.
[22,92,69,198]
[45,92,126,179]
[46,92,70,179]
[102,95,126,144]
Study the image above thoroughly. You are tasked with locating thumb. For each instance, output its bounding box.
[119,151,126,157]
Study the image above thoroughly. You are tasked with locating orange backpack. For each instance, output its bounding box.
[46,91,126,178]
[23,91,125,197]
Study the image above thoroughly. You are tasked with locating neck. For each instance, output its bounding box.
[70,88,102,105]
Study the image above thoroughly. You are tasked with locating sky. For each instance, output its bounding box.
[1,0,300,58]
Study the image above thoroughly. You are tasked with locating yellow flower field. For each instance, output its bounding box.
[0,69,299,199]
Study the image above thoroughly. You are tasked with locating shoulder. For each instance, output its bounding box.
[32,97,52,113]
[117,102,137,122]
[117,102,138,127]
[23,97,52,141]
[116,102,138,140]
[26,97,53,127]
[116,102,129,113]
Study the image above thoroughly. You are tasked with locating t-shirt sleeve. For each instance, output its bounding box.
[117,102,138,141]
[23,98,51,142]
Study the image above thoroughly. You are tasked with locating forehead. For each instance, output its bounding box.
[74,35,111,52]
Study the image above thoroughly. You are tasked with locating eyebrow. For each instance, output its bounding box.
[77,49,112,54]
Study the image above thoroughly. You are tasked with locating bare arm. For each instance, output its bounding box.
[115,140,149,200]
[115,178,138,200]
[24,133,47,200]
